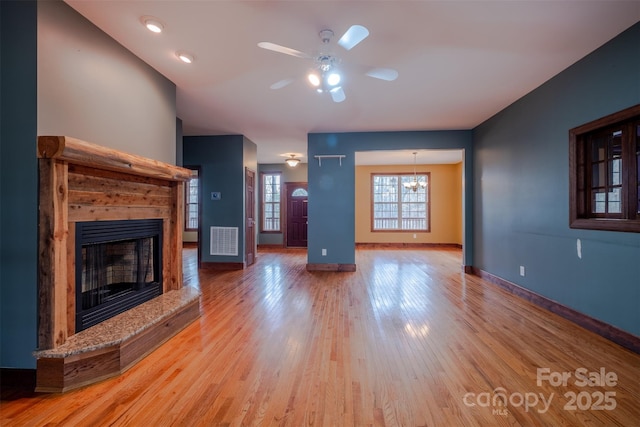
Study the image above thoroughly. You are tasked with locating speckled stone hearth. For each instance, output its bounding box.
[34,286,201,392]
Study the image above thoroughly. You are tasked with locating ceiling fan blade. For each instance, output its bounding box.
[330,87,346,103]
[257,42,312,59]
[366,68,399,81]
[338,25,369,50]
[270,78,294,90]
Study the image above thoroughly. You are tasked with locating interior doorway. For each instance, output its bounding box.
[285,182,308,248]
[353,149,466,264]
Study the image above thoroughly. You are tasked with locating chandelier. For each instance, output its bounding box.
[403,152,427,192]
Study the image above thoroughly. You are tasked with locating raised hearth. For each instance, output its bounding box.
[34,286,200,392]
[36,136,200,392]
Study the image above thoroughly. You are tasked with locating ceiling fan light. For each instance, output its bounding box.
[308,73,320,87]
[327,72,341,86]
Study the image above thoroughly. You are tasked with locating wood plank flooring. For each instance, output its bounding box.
[2,247,639,426]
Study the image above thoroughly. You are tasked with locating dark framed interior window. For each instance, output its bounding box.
[261,173,281,232]
[569,104,640,232]
[371,173,430,232]
[185,168,199,231]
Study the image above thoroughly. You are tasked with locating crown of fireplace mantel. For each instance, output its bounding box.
[36,136,199,391]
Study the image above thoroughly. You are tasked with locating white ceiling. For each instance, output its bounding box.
[65,1,640,165]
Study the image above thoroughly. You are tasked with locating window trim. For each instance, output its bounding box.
[184,167,200,232]
[370,172,431,233]
[569,104,640,233]
[260,172,282,233]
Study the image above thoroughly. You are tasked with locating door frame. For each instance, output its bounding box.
[283,182,308,248]
[245,168,256,266]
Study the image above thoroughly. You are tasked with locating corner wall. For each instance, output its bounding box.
[1,0,178,369]
[37,1,176,164]
[1,0,39,369]
[473,23,640,336]
[183,135,257,265]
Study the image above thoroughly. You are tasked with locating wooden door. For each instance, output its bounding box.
[286,183,308,248]
[245,168,256,266]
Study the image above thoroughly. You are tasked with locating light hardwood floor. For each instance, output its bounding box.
[2,247,639,426]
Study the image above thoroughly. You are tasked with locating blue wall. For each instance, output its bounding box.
[1,1,39,368]
[307,131,473,266]
[473,23,640,335]
[183,135,257,264]
[1,1,178,369]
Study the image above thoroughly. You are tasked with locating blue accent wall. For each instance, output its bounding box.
[307,131,473,266]
[183,135,257,264]
[1,1,178,368]
[473,23,640,335]
[1,1,39,368]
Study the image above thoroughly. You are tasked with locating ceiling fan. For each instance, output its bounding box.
[258,25,398,103]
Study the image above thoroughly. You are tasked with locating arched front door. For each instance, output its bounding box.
[285,183,308,248]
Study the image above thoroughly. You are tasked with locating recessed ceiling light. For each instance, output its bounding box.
[141,16,164,33]
[176,51,194,64]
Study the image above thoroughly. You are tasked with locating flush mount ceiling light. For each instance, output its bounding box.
[403,152,427,192]
[285,155,300,167]
[141,16,164,33]
[176,51,194,64]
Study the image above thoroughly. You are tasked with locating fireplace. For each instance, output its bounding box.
[36,136,200,393]
[75,219,163,331]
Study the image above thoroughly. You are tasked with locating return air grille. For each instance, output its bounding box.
[210,226,238,256]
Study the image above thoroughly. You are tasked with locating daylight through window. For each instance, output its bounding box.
[569,104,640,232]
[185,169,199,231]
[372,174,430,231]
[262,173,281,232]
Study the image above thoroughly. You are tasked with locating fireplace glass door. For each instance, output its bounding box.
[76,219,162,331]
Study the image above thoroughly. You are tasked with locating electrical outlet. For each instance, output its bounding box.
[322,249,327,256]
[519,266,525,277]
[413,233,417,239]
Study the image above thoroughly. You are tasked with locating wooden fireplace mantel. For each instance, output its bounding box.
[37,136,193,350]
[37,135,192,181]
[36,136,200,392]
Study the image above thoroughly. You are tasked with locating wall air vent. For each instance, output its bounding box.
[210,226,238,256]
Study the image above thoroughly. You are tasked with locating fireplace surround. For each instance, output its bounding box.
[35,135,200,392]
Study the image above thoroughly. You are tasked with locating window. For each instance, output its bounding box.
[185,169,199,231]
[262,173,281,232]
[372,174,430,231]
[570,104,640,232]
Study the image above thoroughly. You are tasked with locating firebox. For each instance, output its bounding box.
[75,219,163,331]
